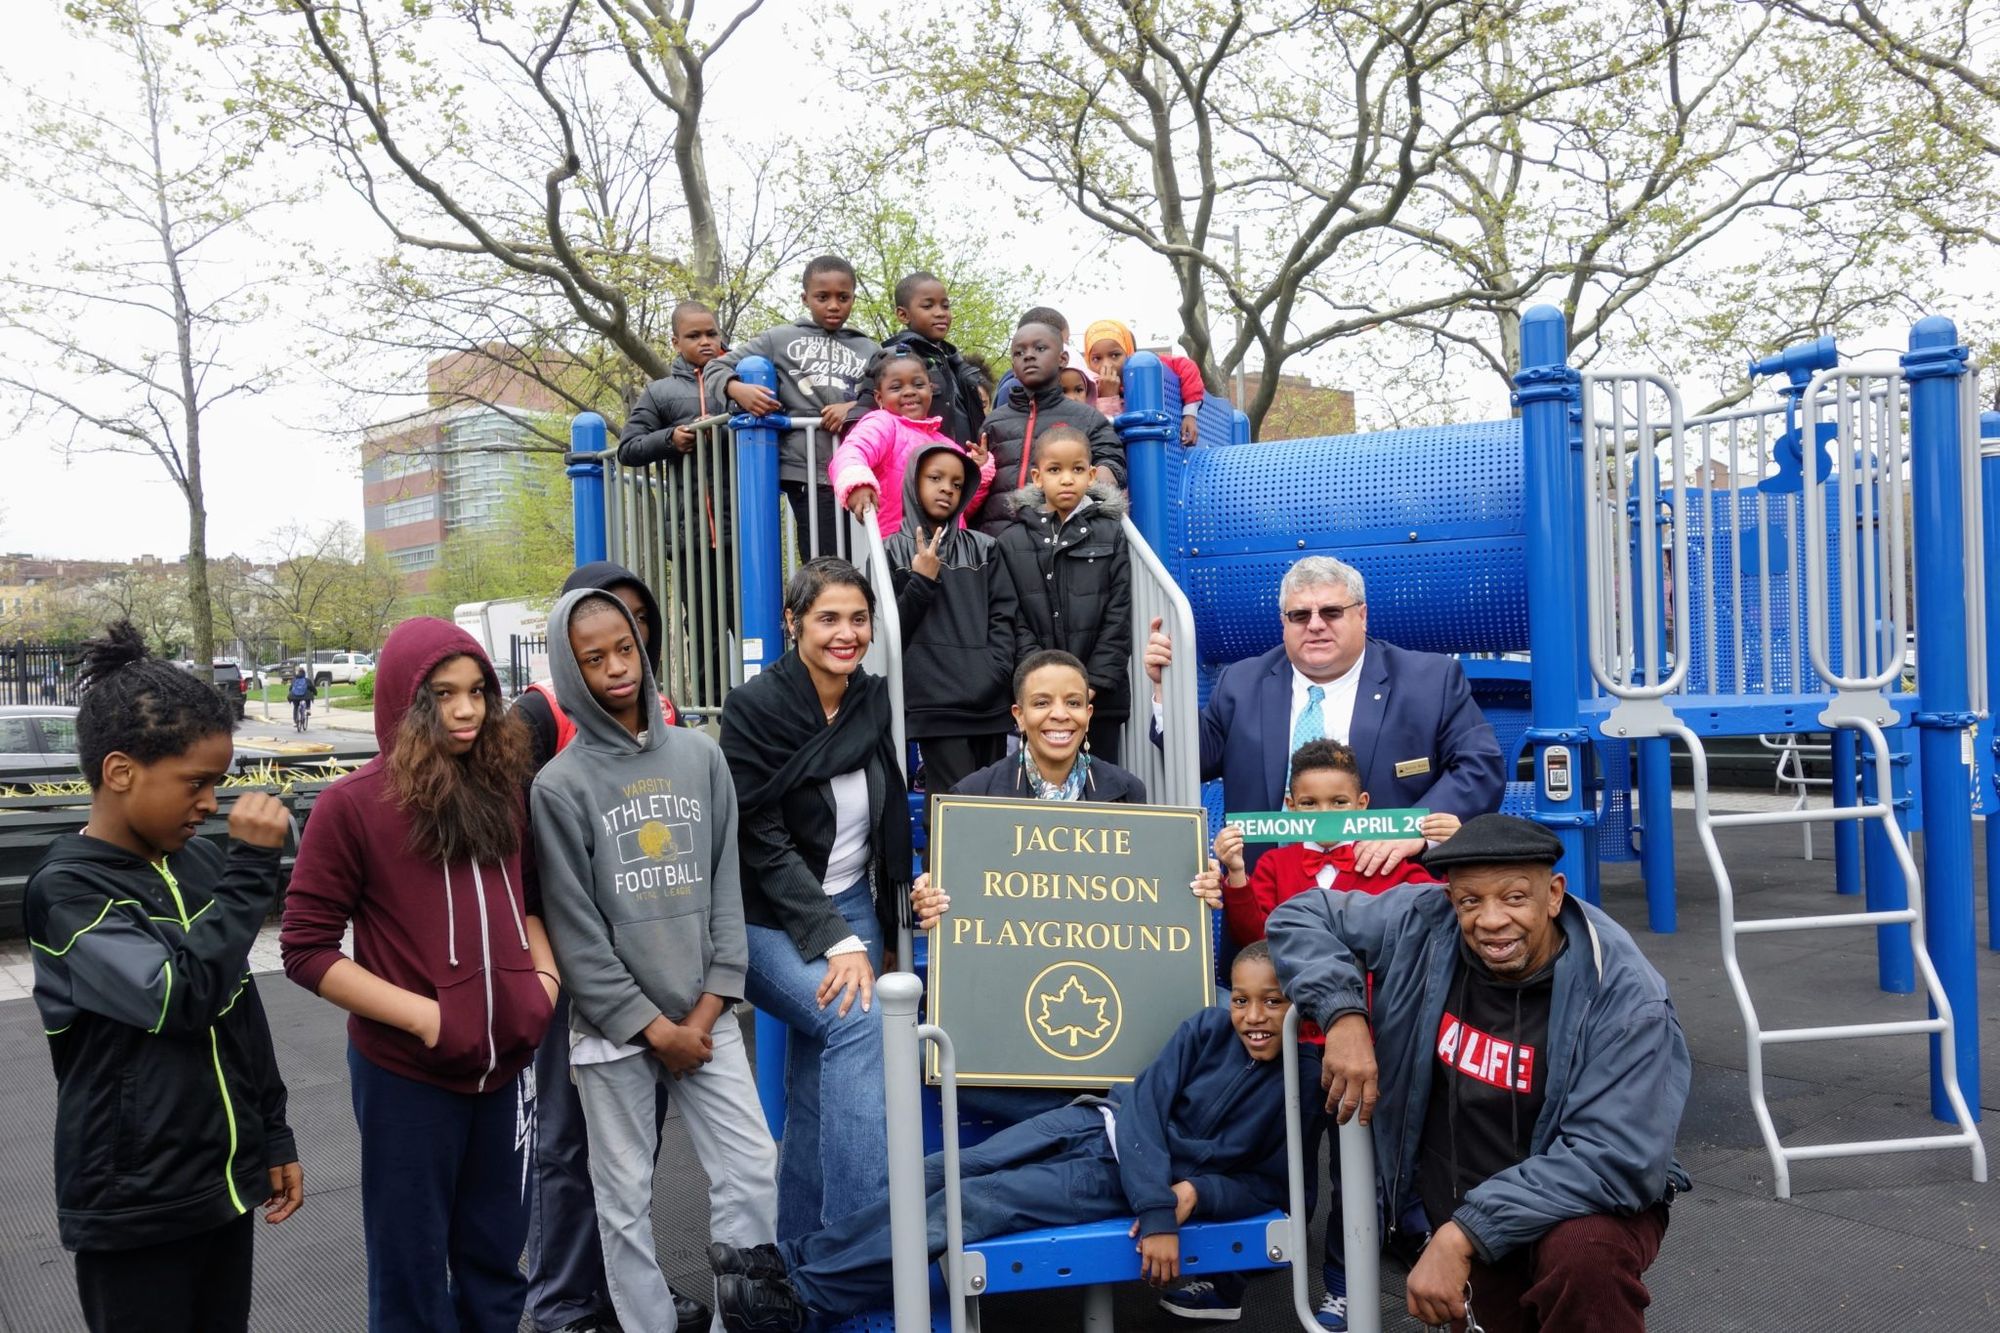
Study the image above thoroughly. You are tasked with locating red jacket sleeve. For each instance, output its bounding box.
[1226,844,1303,946]
[279,783,364,995]
[1161,354,1206,406]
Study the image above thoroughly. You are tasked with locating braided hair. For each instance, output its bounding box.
[73,620,234,788]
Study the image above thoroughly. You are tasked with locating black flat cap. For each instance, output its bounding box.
[1421,813,1564,872]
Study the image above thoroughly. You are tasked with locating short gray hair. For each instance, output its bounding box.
[1280,556,1365,607]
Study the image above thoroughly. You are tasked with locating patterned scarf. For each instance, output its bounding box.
[1021,747,1091,801]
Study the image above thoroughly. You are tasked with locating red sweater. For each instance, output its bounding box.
[1222,841,1438,948]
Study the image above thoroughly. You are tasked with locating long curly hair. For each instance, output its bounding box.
[385,658,532,866]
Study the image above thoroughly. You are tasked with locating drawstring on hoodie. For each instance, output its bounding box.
[443,863,458,969]
[499,864,529,950]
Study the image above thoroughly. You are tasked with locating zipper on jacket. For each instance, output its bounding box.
[156,861,247,1215]
[470,862,498,1093]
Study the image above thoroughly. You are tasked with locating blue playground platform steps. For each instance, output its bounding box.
[0,813,1992,1331]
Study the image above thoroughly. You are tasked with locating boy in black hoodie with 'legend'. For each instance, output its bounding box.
[885,442,1021,799]
[26,623,300,1333]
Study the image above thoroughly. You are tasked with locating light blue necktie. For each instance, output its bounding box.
[1287,684,1325,784]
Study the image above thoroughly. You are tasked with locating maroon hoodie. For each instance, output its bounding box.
[281,618,551,1094]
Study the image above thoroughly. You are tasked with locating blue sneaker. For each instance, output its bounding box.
[1316,1263,1349,1330]
[1158,1277,1245,1322]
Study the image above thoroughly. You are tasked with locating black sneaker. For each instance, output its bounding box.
[674,1290,713,1329]
[715,1274,808,1333]
[708,1242,788,1281]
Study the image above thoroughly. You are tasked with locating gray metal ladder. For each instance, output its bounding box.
[1580,366,1986,1198]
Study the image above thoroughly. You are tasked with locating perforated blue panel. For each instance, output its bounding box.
[1178,420,1526,663]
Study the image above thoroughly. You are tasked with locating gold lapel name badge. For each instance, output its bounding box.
[1394,757,1432,778]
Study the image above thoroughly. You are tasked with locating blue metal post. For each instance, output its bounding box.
[1515,306,1592,894]
[1231,408,1252,446]
[730,355,791,1137]
[567,412,608,565]
[1902,317,1980,1121]
[1983,409,2000,951]
[1628,497,1676,931]
[1115,351,1175,554]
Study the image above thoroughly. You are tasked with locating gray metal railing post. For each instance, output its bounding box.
[1122,517,1201,808]
[1282,1007,1379,1333]
[879,972,932,1333]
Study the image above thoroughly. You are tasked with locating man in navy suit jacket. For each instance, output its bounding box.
[1148,555,1506,879]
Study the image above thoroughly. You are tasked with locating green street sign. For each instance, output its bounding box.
[1225,808,1430,844]
[926,795,1213,1088]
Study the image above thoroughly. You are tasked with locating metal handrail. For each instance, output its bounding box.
[1670,714,1986,1197]
[1122,517,1201,808]
[848,508,913,962]
[1800,366,1910,694]
[1282,1006,1380,1333]
[1580,372,1693,700]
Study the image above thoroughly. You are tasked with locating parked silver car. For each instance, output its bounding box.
[0,705,81,775]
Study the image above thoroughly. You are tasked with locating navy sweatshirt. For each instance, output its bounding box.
[1103,1005,1301,1237]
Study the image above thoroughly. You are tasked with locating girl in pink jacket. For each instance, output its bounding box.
[830,350,994,536]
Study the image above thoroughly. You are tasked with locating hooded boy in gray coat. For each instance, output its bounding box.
[532,588,777,1332]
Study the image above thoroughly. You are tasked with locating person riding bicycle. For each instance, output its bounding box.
[287,666,315,731]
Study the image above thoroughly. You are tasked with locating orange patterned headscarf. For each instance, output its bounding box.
[1082,319,1136,357]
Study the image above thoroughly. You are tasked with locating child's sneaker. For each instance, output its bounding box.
[1317,1262,1349,1330]
[1157,1277,1244,1321]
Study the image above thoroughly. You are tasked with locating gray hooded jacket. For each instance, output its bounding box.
[531,588,747,1045]
[704,319,881,483]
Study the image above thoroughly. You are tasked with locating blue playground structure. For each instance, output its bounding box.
[568,304,1993,1330]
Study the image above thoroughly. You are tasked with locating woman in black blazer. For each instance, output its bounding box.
[718,559,912,1239]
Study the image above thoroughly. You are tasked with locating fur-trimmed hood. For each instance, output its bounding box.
[1004,480,1129,521]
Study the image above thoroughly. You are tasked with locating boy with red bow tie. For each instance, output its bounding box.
[1200,738,1459,1330]
[1216,740,1461,949]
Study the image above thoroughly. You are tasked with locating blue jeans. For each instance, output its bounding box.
[780,1104,1124,1316]
[347,1045,531,1333]
[745,881,886,1239]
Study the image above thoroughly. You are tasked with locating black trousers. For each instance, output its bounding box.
[782,479,844,563]
[918,734,1008,796]
[75,1209,255,1333]
[1087,715,1124,766]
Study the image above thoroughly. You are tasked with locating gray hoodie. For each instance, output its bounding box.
[704,319,881,482]
[531,588,747,1045]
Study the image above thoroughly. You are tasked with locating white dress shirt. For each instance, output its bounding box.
[1291,646,1367,747]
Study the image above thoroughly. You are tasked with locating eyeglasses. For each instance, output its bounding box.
[1282,601,1363,627]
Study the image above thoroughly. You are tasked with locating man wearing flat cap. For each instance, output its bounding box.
[1267,814,1690,1332]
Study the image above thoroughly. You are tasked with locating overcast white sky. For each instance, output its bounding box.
[1,4,1991,564]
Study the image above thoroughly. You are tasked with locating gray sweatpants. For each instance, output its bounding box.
[574,1015,778,1332]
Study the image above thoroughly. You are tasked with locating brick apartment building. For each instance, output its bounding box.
[362,349,568,589]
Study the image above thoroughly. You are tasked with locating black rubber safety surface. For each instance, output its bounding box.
[0,815,1995,1330]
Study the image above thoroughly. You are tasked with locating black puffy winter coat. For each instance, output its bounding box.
[992,483,1134,720]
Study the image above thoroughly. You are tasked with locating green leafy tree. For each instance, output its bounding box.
[837,203,1036,364]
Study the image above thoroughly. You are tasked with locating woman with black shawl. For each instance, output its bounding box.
[719,558,912,1238]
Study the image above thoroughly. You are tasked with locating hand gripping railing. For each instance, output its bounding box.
[1281,1006,1381,1333]
[1121,517,1202,808]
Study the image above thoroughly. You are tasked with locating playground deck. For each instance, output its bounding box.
[0,807,1993,1332]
